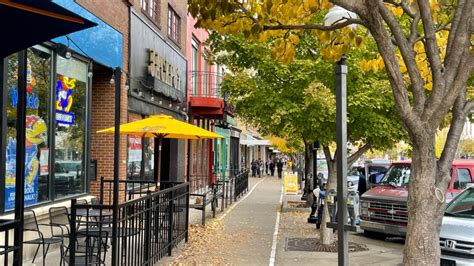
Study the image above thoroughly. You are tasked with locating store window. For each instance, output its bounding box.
[54,55,88,198]
[127,115,155,181]
[191,38,199,95]
[167,6,180,44]
[4,46,52,210]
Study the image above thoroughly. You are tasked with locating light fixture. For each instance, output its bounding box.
[176,105,179,110]
[138,89,143,97]
[125,80,129,91]
[87,72,93,78]
[324,6,358,29]
[110,73,115,85]
[151,95,155,101]
[169,103,172,108]
[158,100,162,105]
[65,37,72,59]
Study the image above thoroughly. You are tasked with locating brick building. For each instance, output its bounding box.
[0,0,130,260]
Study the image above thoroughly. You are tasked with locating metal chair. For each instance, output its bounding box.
[61,229,109,265]
[23,209,64,265]
[49,206,71,239]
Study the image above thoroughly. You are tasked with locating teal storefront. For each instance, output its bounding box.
[214,126,230,179]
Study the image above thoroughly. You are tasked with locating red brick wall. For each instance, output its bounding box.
[76,0,130,202]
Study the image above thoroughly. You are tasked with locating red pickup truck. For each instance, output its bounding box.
[360,160,474,237]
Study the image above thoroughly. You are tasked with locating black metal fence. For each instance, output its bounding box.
[68,182,189,265]
[234,169,249,200]
[0,220,20,265]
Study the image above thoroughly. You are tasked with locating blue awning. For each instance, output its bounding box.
[0,0,97,58]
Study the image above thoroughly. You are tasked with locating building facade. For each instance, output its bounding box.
[126,0,188,184]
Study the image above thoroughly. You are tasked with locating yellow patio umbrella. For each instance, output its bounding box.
[97,114,223,183]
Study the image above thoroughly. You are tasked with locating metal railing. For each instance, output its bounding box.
[234,169,249,200]
[69,182,189,265]
[100,177,159,204]
[189,71,225,98]
[0,220,20,265]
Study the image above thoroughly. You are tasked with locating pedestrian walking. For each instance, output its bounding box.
[257,159,263,177]
[251,160,257,177]
[266,158,271,175]
[269,160,275,176]
[277,159,284,179]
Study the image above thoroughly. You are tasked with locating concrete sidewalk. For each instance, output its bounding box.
[167,173,404,265]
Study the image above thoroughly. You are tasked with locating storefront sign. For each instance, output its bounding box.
[10,87,40,109]
[56,75,76,125]
[147,49,182,90]
[284,173,298,195]
[56,110,75,125]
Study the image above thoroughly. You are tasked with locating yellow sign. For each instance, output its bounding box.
[284,174,298,195]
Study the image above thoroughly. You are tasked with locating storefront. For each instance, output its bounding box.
[0,0,123,214]
[128,10,187,182]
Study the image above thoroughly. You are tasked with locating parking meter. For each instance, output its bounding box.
[326,189,337,223]
[347,190,358,226]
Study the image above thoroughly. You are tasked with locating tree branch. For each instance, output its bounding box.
[347,142,372,166]
[418,0,444,91]
[446,0,466,61]
[377,1,426,115]
[263,18,367,31]
[430,52,474,126]
[437,92,468,186]
[444,0,473,89]
[409,13,421,46]
[363,1,414,126]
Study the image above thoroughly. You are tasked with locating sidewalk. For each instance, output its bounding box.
[166,173,404,265]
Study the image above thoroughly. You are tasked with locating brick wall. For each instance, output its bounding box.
[76,0,130,202]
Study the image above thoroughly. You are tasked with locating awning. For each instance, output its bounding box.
[240,139,271,146]
[0,0,97,58]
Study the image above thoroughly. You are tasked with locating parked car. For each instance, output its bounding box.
[440,186,474,265]
[55,160,83,195]
[360,160,474,238]
[347,162,390,192]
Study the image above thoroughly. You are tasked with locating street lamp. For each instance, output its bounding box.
[324,6,357,266]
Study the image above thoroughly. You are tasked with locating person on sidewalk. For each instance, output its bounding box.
[257,159,262,177]
[269,160,275,176]
[277,159,284,179]
[251,160,257,177]
[266,158,271,175]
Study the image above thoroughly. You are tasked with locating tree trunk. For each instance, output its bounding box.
[303,141,314,204]
[320,160,336,245]
[403,137,447,265]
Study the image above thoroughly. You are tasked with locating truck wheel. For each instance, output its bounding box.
[363,230,386,240]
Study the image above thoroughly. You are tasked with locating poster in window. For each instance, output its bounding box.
[5,115,46,209]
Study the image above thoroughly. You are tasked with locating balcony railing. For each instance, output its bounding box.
[190,71,225,98]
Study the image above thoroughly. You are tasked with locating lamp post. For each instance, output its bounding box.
[323,6,357,266]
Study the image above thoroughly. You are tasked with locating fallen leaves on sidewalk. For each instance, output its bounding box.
[171,219,251,265]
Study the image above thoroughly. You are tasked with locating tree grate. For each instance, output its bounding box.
[285,238,369,253]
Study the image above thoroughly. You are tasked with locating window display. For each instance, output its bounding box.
[54,55,87,198]
[1,46,89,212]
[5,46,51,209]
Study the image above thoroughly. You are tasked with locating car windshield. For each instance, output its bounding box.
[379,164,411,187]
[445,188,474,218]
